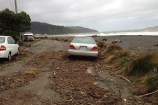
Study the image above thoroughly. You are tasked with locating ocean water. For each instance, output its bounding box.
[46,32,158,37]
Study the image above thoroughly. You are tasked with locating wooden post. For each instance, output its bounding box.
[14,0,22,42]
[14,0,18,13]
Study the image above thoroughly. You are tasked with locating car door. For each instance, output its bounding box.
[10,37,19,55]
[7,37,14,56]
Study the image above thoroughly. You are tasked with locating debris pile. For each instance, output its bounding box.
[0,70,38,92]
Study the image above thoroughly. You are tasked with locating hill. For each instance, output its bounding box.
[29,22,98,35]
[67,26,98,33]
[143,26,158,31]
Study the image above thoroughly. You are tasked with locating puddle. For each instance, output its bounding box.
[87,67,134,104]
[95,80,111,91]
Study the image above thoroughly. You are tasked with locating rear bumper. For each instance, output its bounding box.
[68,49,98,57]
[0,51,8,58]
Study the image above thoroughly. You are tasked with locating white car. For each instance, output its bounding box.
[68,36,98,58]
[0,36,19,60]
[23,32,34,41]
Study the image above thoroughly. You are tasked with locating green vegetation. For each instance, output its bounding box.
[106,44,122,54]
[100,42,158,96]
[97,41,107,48]
[125,54,156,76]
[0,8,31,41]
[145,72,158,92]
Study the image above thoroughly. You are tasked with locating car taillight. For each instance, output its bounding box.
[91,46,98,51]
[0,45,6,51]
[69,44,75,49]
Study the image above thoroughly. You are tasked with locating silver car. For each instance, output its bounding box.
[68,36,98,57]
[23,35,34,41]
[23,32,34,41]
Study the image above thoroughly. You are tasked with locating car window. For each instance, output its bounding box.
[10,37,15,44]
[0,37,5,43]
[7,37,13,44]
[72,37,96,44]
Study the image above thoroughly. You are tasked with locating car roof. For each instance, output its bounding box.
[0,36,9,37]
[23,32,34,36]
[74,36,93,38]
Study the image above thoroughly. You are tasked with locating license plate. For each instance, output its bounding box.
[80,46,87,51]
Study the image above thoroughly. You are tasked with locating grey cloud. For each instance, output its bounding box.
[0,0,158,31]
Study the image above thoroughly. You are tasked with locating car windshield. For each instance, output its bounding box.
[0,37,5,43]
[72,37,95,44]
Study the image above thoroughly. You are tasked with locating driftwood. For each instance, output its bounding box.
[116,75,131,83]
[112,39,122,43]
[116,75,158,97]
[138,89,158,97]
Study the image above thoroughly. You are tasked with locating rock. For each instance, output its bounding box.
[154,44,158,46]
[112,39,122,43]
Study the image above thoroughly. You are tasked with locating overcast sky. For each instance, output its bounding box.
[0,0,158,32]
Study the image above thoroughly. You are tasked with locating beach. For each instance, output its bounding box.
[95,35,158,53]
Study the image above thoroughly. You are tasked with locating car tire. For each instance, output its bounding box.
[93,55,99,59]
[68,54,73,59]
[8,53,12,61]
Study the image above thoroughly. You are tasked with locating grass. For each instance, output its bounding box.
[104,44,132,65]
[97,41,106,48]
[132,72,158,95]
[145,72,158,92]
[39,36,48,39]
[125,54,155,76]
[99,41,158,96]
[106,44,122,54]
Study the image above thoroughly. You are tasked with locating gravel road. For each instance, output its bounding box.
[0,39,151,105]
